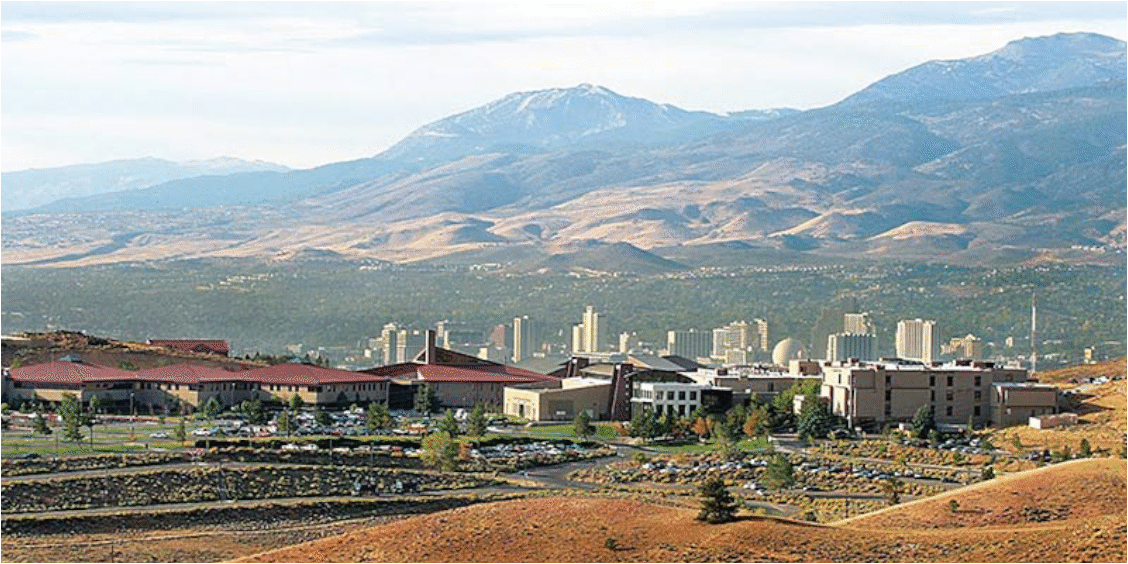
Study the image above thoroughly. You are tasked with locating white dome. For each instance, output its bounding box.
[772,338,806,365]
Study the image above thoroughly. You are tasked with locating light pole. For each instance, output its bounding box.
[129,392,135,441]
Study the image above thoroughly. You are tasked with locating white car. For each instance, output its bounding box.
[193,428,214,437]
[149,432,169,439]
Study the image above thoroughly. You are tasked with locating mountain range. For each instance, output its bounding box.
[2,32,1125,271]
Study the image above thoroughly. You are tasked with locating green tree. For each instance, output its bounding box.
[761,455,796,490]
[911,405,935,440]
[289,393,304,412]
[796,396,835,440]
[573,410,595,441]
[420,431,459,472]
[314,406,332,427]
[277,409,294,437]
[88,395,102,417]
[883,476,904,506]
[366,402,393,433]
[414,384,439,414]
[175,417,187,444]
[696,477,738,524]
[242,398,267,425]
[743,408,765,437]
[723,405,747,439]
[202,397,223,420]
[437,409,460,436]
[980,466,995,480]
[1079,438,1092,457]
[630,407,658,442]
[32,403,51,435]
[467,404,488,439]
[59,393,85,443]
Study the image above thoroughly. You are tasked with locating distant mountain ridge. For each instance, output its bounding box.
[1,157,289,212]
[1,32,1124,271]
[840,32,1126,105]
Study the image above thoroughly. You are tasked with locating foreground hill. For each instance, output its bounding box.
[243,459,1126,563]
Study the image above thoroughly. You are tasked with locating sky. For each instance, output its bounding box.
[1,1,1125,172]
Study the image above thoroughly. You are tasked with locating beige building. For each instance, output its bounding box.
[993,383,1060,427]
[504,378,613,421]
[895,319,939,363]
[820,359,1032,429]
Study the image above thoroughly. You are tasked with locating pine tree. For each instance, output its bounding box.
[468,404,488,439]
[911,405,935,439]
[367,402,393,432]
[59,393,84,443]
[696,477,738,524]
[289,393,304,412]
[32,403,51,435]
[438,409,460,436]
[420,431,458,471]
[277,409,294,436]
[414,384,438,414]
[761,455,795,490]
[573,410,595,440]
[175,417,187,444]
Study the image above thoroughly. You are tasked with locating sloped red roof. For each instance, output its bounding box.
[132,363,250,384]
[147,339,230,355]
[238,363,390,386]
[8,360,132,385]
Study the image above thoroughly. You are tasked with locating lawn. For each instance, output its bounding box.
[519,423,619,440]
[1,418,205,457]
[647,436,771,454]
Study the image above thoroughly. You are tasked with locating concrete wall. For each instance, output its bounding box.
[504,383,611,422]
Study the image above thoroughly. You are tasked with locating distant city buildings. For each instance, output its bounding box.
[512,316,538,363]
[572,306,606,353]
[826,332,877,362]
[942,334,984,359]
[711,320,750,361]
[896,319,939,363]
[618,331,639,353]
[666,329,712,361]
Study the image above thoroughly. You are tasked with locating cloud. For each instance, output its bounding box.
[1,30,39,42]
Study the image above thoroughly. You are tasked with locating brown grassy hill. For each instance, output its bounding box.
[1037,358,1126,384]
[987,377,1126,453]
[838,458,1126,530]
[242,460,1127,563]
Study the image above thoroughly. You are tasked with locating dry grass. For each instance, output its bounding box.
[240,459,1127,563]
[987,378,1126,454]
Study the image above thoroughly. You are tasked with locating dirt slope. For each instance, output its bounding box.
[242,460,1127,563]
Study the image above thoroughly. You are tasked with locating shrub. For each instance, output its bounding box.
[696,477,738,524]
[948,499,960,513]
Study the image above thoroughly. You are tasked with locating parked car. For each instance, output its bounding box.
[149,432,170,439]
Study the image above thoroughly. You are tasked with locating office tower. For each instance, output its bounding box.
[810,298,857,359]
[619,331,639,353]
[942,334,984,359]
[512,316,537,363]
[712,320,751,359]
[895,319,939,363]
[826,332,877,361]
[752,318,769,351]
[581,306,605,353]
[667,329,713,360]
[380,323,399,366]
[397,329,427,364]
[572,324,584,354]
[843,312,875,335]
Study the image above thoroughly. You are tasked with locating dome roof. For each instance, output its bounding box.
[772,338,806,365]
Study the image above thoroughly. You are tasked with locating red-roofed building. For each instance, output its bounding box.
[360,330,558,409]
[147,339,230,357]
[3,356,388,413]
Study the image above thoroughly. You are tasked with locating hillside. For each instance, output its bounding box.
[241,458,1127,562]
[2,33,1124,270]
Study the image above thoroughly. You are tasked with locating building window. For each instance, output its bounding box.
[945,390,953,402]
[884,404,891,416]
[974,376,981,387]
[768,382,774,392]
[689,391,697,400]
[974,391,982,401]
[678,391,686,401]
[885,390,891,401]
[946,406,953,416]
[930,390,935,402]
[929,376,935,387]
[885,375,890,386]
[946,376,953,387]
[974,406,981,416]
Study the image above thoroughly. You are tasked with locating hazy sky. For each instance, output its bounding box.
[2,1,1125,171]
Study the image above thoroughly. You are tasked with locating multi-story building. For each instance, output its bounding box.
[752,318,770,352]
[826,332,877,362]
[711,320,751,361]
[666,329,713,361]
[512,316,537,363]
[896,319,939,363]
[380,323,399,366]
[842,313,875,336]
[687,365,820,404]
[631,381,733,419]
[396,329,427,365]
[820,359,1032,429]
[580,306,606,353]
[993,382,1060,427]
[942,334,984,359]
